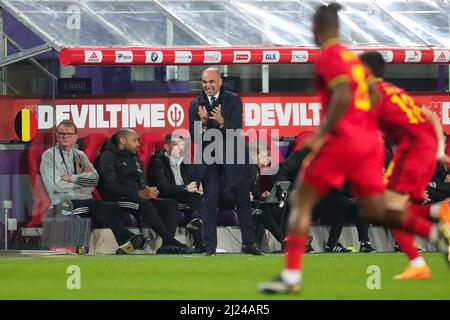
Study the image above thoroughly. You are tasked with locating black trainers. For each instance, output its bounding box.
[115,233,149,255]
[165,239,195,254]
[435,221,450,267]
[360,241,376,253]
[394,242,403,252]
[205,248,216,256]
[306,240,315,253]
[324,242,352,253]
[115,239,136,255]
[242,244,265,256]
[186,217,202,231]
[115,247,128,255]
[156,244,186,254]
[130,234,149,250]
[156,244,194,254]
[257,276,302,294]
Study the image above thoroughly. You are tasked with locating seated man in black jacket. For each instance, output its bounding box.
[425,161,450,204]
[148,133,205,252]
[98,128,193,254]
[249,164,285,250]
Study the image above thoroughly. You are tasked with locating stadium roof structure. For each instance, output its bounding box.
[1,0,450,66]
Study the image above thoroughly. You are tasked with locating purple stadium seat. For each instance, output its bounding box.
[177,211,186,226]
[122,212,138,228]
[217,210,238,226]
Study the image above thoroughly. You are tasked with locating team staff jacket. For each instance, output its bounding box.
[40,146,99,206]
[98,136,148,201]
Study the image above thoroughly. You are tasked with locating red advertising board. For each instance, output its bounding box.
[2,92,450,141]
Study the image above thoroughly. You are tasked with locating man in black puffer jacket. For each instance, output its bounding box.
[148,133,205,252]
[98,128,193,254]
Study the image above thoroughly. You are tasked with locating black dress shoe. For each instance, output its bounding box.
[195,244,207,253]
[242,244,265,256]
[205,248,216,256]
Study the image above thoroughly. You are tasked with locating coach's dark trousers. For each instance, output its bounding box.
[71,199,134,246]
[202,164,256,251]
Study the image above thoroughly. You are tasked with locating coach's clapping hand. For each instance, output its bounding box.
[198,106,209,126]
[198,183,204,196]
[186,182,198,193]
[211,104,224,126]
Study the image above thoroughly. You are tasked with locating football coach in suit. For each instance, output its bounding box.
[188,67,263,256]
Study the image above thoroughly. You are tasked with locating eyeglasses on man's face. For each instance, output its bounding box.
[57,132,76,137]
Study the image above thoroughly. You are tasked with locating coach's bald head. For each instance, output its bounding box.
[115,128,140,154]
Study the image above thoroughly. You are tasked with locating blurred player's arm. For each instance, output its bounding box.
[304,82,351,153]
[420,106,450,165]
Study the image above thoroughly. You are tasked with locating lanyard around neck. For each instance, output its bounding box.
[59,146,77,175]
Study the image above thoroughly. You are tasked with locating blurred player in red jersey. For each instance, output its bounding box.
[360,51,450,280]
[258,3,450,294]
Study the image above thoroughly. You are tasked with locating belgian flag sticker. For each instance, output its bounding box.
[15,108,38,142]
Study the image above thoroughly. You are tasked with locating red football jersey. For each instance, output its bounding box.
[314,38,375,139]
[372,80,435,145]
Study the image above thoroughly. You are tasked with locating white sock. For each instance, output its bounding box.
[410,257,426,268]
[430,203,440,219]
[281,269,302,285]
[429,225,439,242]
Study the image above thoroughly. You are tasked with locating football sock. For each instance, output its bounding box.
[410,257,426,268]
[401,213,434,239]
[391,228,420,261]
[282,269,302,285]
[285,234,308,271]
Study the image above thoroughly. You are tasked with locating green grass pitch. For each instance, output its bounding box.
[1,252,449,299]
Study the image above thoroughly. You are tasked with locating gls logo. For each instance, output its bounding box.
[262,51,280,63]
[145,51,163,63]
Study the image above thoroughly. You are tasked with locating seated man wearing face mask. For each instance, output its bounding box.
[148,133,206,252]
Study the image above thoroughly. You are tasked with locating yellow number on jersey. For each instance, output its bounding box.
[390,93,425,124]
[351,65,371,111]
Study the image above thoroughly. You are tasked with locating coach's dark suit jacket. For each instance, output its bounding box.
[188,88,248,187]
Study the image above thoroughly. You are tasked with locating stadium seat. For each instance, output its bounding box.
[78,133,108,200]
[80,133,108,164]
[217,210,238,226]
[137,132,164,176]
[27,130,53,227]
